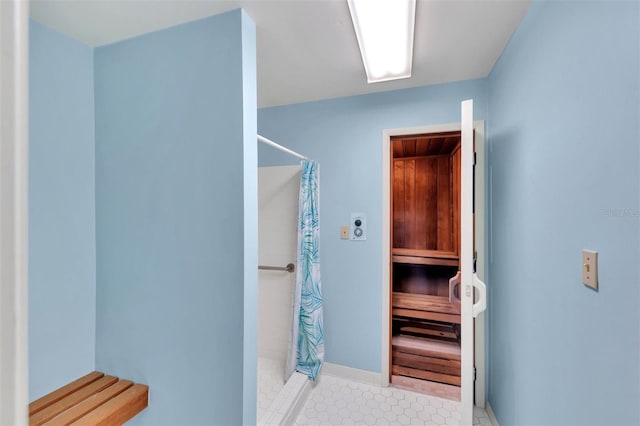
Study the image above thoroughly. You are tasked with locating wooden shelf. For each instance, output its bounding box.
[392,334,461,387]
[393,292,460,315]
[391,375,460,401]
[393,351,460,376]
[392,248,458,259]
[392,335,461,361]
[392,292,460,323]
[394,318,459,341]
[392,249,458,267]
[392,365,460,386]
[392,255,458,267]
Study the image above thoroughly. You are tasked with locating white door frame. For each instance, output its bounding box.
[0,0,29,424]
[380,120,486,407]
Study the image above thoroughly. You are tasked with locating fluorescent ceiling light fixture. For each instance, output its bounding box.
[347,0,416,83]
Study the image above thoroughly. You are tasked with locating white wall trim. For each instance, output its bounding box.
[0,0,29,423]
[321,362,382,387]
[381,120,486,401]
[486,402,500,426]
[381,130,391,388]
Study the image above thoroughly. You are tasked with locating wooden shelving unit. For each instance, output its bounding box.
[390,132,462,396]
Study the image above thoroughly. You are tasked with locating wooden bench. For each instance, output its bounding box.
[29,372,148,426]
[392,291,461,324]
[392,334,461,386]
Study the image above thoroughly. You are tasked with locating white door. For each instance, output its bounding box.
[460,99,487,425]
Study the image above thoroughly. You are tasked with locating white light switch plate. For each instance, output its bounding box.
[582,250,598,290]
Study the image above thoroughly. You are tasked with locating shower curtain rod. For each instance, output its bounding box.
[258,134,313,162]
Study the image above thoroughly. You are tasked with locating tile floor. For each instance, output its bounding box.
[293,375,493,426]
[257,357,287,421]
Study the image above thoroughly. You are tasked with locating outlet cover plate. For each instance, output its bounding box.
[340,225,349,239]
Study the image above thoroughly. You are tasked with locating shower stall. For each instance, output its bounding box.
[257,165,310,425]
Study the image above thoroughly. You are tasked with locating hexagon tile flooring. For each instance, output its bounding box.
[258,357,287,422]
[293,375,493,426]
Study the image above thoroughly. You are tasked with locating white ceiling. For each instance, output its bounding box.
[30,0,531,108]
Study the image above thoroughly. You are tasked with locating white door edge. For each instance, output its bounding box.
[473,122,487,409]
[0,0,30,424]
[460,99,475,426]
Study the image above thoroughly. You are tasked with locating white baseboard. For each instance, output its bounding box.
[486,402,499,426]
[321,362,383,386]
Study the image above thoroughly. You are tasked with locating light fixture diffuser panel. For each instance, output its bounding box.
[347,0,416,83]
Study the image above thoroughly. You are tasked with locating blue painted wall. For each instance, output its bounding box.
[94,10,257,425]
[29,19,96,401]
[488,1,639,424]
[259,80,488,372]
[240,10,259,425]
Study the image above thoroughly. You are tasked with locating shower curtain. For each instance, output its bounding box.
[286,160,324,381]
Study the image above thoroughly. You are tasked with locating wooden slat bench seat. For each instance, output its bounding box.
[392,291,461,324]
[29,372,148,426]
[392,334,461,386]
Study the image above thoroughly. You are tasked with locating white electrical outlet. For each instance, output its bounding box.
[350,213,367,241]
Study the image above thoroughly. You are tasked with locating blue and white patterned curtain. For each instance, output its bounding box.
[286,160,324,381]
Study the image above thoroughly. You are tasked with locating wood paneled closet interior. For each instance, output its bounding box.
[390,131,462,398]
